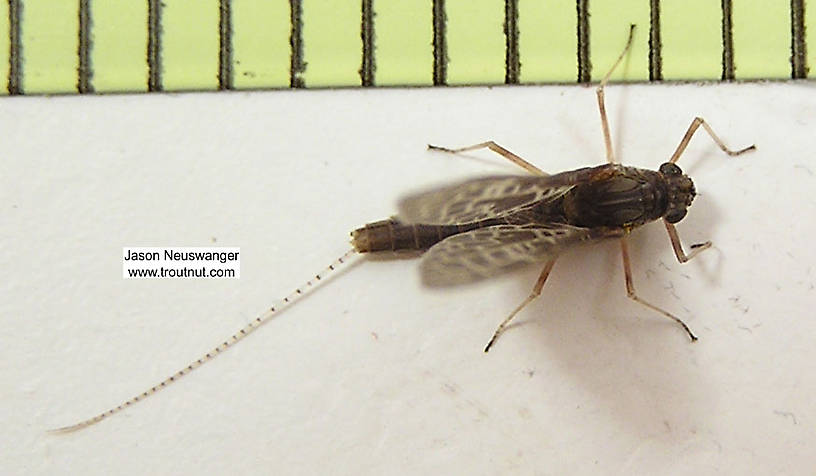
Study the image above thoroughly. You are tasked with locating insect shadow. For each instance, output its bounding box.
[51,25,754,434]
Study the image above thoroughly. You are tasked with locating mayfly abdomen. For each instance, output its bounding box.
[351,218,482,253]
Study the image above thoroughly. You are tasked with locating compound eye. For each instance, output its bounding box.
[665,209,687,223]
[659,162,682,176]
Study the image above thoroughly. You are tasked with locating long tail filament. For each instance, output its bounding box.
[50,248,359,433]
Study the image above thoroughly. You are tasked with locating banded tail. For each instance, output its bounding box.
[50,249,358,433]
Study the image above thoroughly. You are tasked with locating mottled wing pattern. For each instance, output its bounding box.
[420,224,596,287]
[398,176,574,225]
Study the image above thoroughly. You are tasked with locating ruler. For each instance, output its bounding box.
[1,0,812,95]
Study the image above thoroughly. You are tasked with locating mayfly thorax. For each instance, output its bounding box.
[52,25,754,433]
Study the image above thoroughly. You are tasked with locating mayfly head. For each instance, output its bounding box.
[658,162,696,224]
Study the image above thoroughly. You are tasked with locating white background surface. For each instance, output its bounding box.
[2,81,815,475]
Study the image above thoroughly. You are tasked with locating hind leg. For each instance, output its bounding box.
[484,259,556,352]
[428,141,547,176]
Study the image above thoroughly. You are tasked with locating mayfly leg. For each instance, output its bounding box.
[619,237,697,341]
[596,24,636,165]
[668,116,756,165]
[662,117,755,260]
[427,27,637,175]
[484,259,556,352]
[664,220,711,263]
[50,248,359,433]
[598,26,663,339]
[428,141,547,176]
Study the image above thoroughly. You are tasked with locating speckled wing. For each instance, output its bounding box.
[397,175,574,225]
[420,223,596,287]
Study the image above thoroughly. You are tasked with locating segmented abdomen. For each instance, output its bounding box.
[351,219,485,253]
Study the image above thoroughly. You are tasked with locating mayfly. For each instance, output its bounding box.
[52,25,754,433]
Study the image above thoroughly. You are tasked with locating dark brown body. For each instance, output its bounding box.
[351,162,696,253]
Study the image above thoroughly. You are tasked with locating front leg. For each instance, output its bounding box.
[664,220,711,263]
[667,117,755,165]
